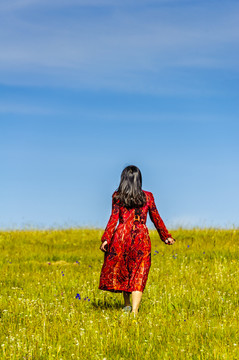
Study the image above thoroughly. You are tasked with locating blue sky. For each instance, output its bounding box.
[0,0,239,230]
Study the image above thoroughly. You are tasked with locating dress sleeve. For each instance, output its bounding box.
[101,194,120,245]
[148,192,172,243]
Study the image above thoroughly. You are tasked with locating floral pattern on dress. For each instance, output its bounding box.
[99,190,172,293]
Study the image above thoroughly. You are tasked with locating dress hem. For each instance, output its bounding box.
[98,286,144,293]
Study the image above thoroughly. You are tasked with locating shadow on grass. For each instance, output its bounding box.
[91,300,123,310]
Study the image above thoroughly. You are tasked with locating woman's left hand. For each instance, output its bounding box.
[100,240,108,252]
[165,237,175,245]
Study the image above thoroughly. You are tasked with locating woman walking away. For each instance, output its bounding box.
[99,165,175,316]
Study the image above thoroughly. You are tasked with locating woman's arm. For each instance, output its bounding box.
[148,192,175,244]
[101,194,120,246]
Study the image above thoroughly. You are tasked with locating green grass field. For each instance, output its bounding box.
[0,228,239,359]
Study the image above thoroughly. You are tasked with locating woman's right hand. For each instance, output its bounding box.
[100,240,108,252]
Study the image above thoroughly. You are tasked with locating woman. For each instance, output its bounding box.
[99,165,175,316]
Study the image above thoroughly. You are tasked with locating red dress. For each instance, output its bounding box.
[99,190,172,293]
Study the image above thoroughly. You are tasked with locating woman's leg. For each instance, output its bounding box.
[123,291,131,306]
[132,291,142,314]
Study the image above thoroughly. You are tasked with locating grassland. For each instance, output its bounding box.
[0,228,239,359]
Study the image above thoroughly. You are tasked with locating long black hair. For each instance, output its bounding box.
[113,165,146,208]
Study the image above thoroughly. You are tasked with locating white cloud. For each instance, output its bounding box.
[0,0,195,12]
[0,1,238,92]
[0,103,55,115]
[0,99,233,125]
[0,0,115,11]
